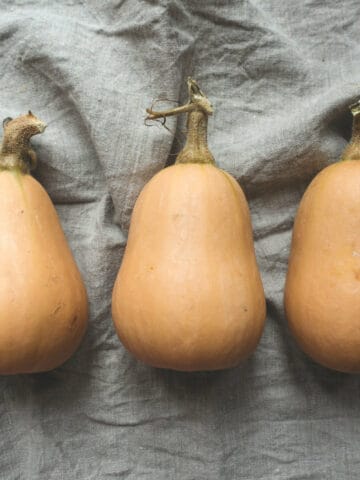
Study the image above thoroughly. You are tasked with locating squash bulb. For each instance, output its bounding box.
[285,100,360,373]
[0,112,88,374]
[112,79,266,371]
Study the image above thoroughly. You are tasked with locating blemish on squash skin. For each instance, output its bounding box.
[53,304,62,315]
[69,315,78,329]
[354,269,360,281]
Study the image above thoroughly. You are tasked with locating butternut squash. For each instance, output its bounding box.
[285,100,360,372]
[112,79,266,371]
[0,112,88,374]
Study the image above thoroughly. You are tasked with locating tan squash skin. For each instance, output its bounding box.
[285,102,360,373]
[0,113,88,374]
[112,79,266,371]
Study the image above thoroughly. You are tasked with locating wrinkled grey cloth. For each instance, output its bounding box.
[0,1,359,479]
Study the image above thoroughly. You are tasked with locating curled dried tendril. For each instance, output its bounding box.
[145,77,213,123]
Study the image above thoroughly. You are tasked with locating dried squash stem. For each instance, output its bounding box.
[146,78,215,165]
[0,111,46,173]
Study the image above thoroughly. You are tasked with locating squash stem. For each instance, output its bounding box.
[341,100,360,161]
[350,100,360,143]
[146,78,215,165]
[0,112,46,173]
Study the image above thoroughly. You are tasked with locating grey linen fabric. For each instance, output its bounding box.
[0,1,360,479]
